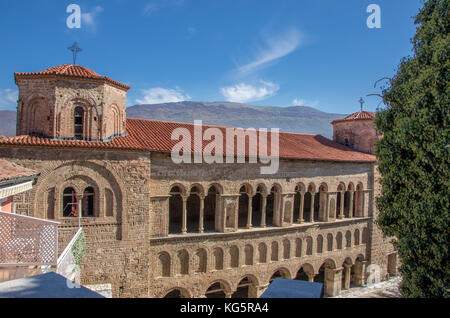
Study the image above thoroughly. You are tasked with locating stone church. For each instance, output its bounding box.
[0,64,398,298]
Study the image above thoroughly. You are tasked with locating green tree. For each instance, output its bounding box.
[375,0,449,298]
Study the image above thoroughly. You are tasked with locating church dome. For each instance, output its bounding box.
[331,111,375,124]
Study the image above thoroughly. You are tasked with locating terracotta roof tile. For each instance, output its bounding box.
[331,111,375,124]
[14,64,130,91]
[0,119,376,163]
[0,160,39,183]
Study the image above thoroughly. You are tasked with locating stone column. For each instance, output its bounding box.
[261,194,267,228]
[307,273,314,282]
[298,192,305,223]
[353,261,367,286]
[349,191,354,218]
[199,195,205,234]
[338,191,345,219]
[324,267,342,297]
[246,195,253,229]
[309,192,314,222]
[343,264,352,290]
[181,196,188,235]
[76,194,83,228]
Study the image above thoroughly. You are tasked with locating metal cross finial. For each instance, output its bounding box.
[358,97,365,111]
[68,42,82,65]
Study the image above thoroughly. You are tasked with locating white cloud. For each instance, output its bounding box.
[0,89,17,110]
[81,6,103,30]
[292,98,319,107]
[237,28,303,76]
[221,81,280,103]
[143,0,184,15]
[136,87,191,104]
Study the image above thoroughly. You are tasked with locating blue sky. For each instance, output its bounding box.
[0,0,423,113]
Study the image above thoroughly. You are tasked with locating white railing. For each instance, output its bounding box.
[0,211,59,266]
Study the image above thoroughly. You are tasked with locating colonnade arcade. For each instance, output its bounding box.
[168,182,367,235]
[162,255,367,298]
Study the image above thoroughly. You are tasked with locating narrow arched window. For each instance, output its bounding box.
[74,107,84,140]
[62,187,77,217]
[82,187,95,217]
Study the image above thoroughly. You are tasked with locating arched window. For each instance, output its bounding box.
[74,107,84,140]
[62,187,77,217]
[82,187,95,217]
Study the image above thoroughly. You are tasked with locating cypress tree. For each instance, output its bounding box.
[375,0,449,297]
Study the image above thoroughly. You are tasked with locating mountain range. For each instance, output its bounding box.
[0,102,347,139]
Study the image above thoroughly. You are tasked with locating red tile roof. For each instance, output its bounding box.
[331,111,375,124]
[0,160,39,183]
[14,65,130,91]
[0,118,376,163]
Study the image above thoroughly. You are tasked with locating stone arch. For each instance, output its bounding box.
[336,183,346,217]
[316,235,324,254]
[269,267,291,283]
[163,287,191,298]
[345,230,352,248]
[157,252,171,277]
[194,248,207,273]
[354,183,364,217]
[295,238,302,257]
[266,184,281,226]
[362,227,369,244]
[238,184,252,229]
[23,96,52,137]
[293,183,305,222]
[326,233,333,252]
[169,185,184,234]
[244,244,254,266]
[270,241,279,261]
[295,263,315,281]
[282,239,291,259]
[60,97,100,140]
[213,247,224,270]
[336,232,343,250]
[306,236,313,255]
[258,242,267,263]
[252,184,267,227]
[230,245,239,268]
[204,185,220,232]
[186,185,203,233]
[176,249,189,275]
[205,280,232,298]
[232,275,259,298]
[354,229,360,246]
[33,161,126,236]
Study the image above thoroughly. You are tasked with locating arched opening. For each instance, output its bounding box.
[230,246,239,268]
[231,276,257,298]
[306,236,313,255]
[252,185,264,227]
[266,186,279,226]
[303,192,312,222]
[345,230,352,248]
[362,228,368,244]
[213,248,224,270]
[164,289,184,298]
[258,243,267,263]
[177,250,189,275]
[186,186,201,233]
[354,229,360,246]
[82,187,95,217]
[158,252,171,277]
[293,184,304,222]
[336,232,343,250]
[283,239,290,259]
[205,282,227,298]
[344,184,353,218]
[62,187,77,217]
[269,269,289,284]
[295,264,313,281]
[295,238,302,257]
[169,186,183,234]
[313,192,320,222]
[74,106,84,140]
[271,241,279,261]
[336,184,345,217]
[204,186,218,232]
[316,235,323,254]
[244,245,253,266]
[195,249,207,273]
[315,260,336,296]
[327,233,333,252]
[238,185,250,229]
